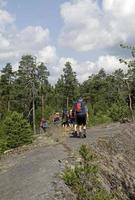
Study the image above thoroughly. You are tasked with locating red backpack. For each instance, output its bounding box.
[75,102,81,112]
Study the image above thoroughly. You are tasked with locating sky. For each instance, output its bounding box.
[0,0,134,84]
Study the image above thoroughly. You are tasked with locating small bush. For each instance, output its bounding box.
[93,190,114,200]
[0,112,33,149]
[109,103,129,121]
[62,145,114,200]
[89,113,112,126]
[0,121,7,155]
[0,136,7,155]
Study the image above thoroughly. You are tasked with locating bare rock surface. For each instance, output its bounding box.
[0,123,135,200]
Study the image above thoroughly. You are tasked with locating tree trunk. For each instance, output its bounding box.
[7,100,10,112]
[41,94,44,118]
[32,83,36,134]
[67,96,69,111]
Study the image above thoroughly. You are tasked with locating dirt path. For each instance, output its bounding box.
[0,123,130,200]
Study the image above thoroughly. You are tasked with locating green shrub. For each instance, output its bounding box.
[62,145,114,200]
[109,103,129,121]
[0,136,7,155]
[87,104,112,126]
[0,121,7,155]
[0,112,33,149]
[93,190,114,200]
[89,112,112,126]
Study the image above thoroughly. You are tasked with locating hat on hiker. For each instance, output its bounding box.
[78,97,83,102]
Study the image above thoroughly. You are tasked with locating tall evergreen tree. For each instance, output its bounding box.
[0,63,14,114]
[17,55,38,133]
[55,75,65,110]
[63,62,79,109]
[37,62,50,118]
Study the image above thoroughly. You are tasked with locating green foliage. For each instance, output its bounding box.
[0,117,7,155]
[0,133,7,155]
[89,113,112,126]
[109,103,129,121]
[0,112,33,149]
[1,47,135,149]
[79,144,96,162]
[63,167,80,187]
[62,145,114,200]
[0,63,15,114]
[87,105,112,126]
[44,105,55,120]
[93,190,114,200]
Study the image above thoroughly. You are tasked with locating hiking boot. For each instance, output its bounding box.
[79,132,83,138]
[74,131,78,137]
[83,129,87,138]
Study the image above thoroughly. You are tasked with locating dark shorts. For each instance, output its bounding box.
[76,113,86,126]
[69,118,76,124]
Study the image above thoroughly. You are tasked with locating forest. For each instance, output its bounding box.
[0,45,135,154]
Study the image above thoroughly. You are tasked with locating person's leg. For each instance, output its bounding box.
[74,115,77,131]
[78,124,83,137]
[82,114,87,137]
[83,124,86,131]
[77,114,83,137]
[74,115,79,136]
[74,123,78,133]
[79,124,82,133]
[70,120,73,128]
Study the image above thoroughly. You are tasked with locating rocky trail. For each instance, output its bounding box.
[0,123,135,200]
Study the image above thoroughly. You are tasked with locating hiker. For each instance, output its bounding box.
[62,109,70,127]
[40,118,48,133]
[73,97,88,138]
[53,112,60,125]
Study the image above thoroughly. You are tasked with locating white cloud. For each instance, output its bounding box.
[0,3,59,82]
[97,55,127,73]
[0,33,10,49]
[38,46,58,65]
[103,0,135,17]
[11,26,50,53]
[48,55,127,85]
[0,3,54,69]
[18,26,49,45]
[0,26,51,65]
[0,9,15,29]
[60,0,135,51]
[0,7,54,67]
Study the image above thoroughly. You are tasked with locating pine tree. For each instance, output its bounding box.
[63,62,79,109]
[0,63,14,114]
[37,62,49,118]
[17,55,38,133]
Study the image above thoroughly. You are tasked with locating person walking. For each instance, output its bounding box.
[73,97,88,138]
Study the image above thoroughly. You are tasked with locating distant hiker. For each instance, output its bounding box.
[62,109,69,127]
[53,112,60,125]
[73,97,88,138]
[40,118,48,133]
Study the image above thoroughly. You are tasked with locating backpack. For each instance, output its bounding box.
[74,101,85,113]
[75,102,81,112]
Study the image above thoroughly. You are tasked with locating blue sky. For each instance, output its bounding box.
[7,0,64,50]
[0,0,134,83]
[8,0,64,33]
